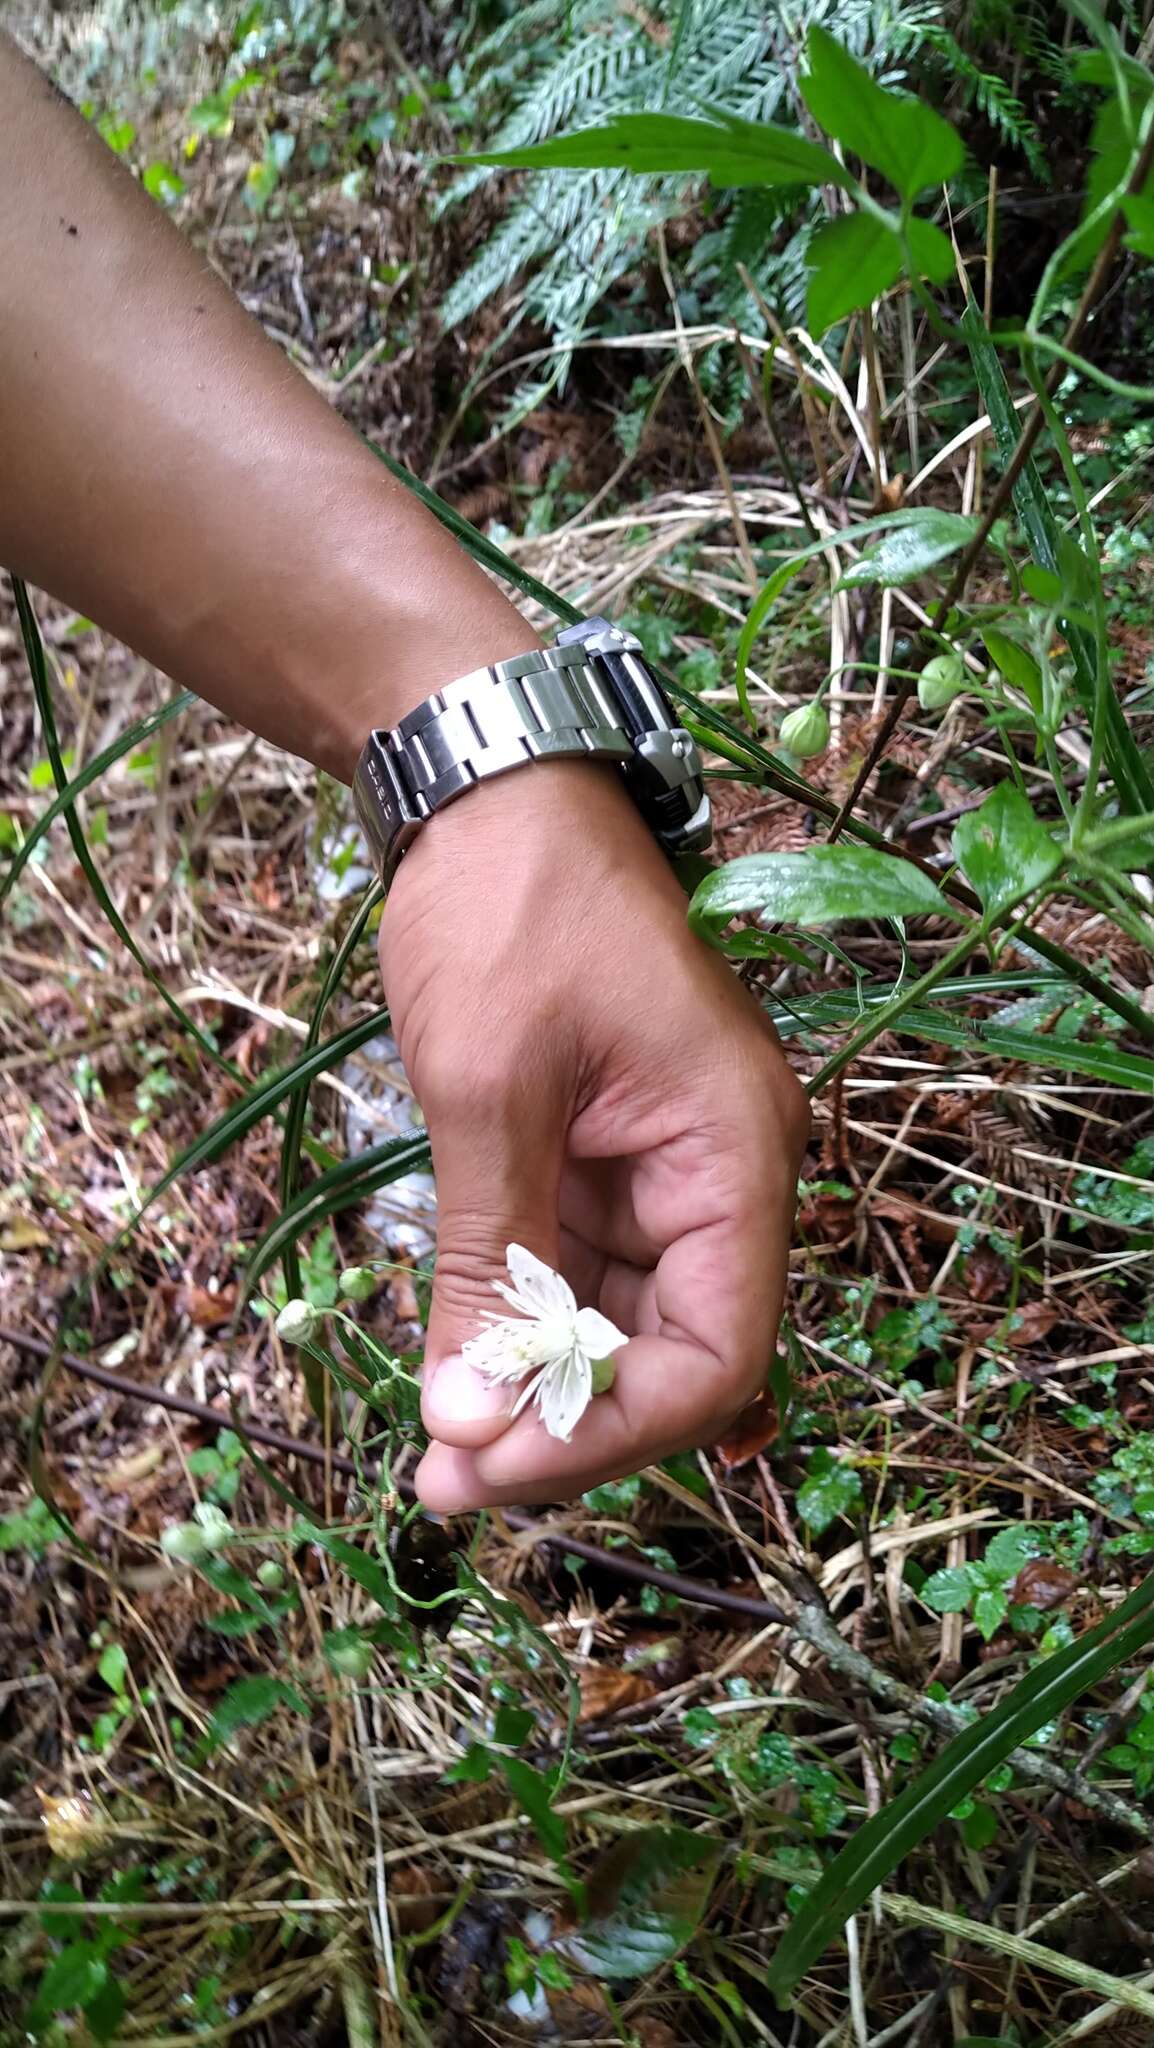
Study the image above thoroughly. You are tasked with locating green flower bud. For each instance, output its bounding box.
[339,1265,377,1303]
[193,1501,232,1551]
[256,1559,285,1591]
[328,1638,374,1680]
[276,1298,321,1345]
[161,1520,207,1564]
[589,1355,618,1396]
[779,701,830,759]
[918,653,966,711]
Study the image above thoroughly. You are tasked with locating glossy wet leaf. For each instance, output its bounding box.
[690,846,954,937]
[559,1824,723,1979]
[922,1566,975,1613]
[837,510,978,589]
[460,109,847,189]
[766,1566,1154,2000]
[797,1448,862,1534]
[801,26,964,197]
[952,786,1061,919]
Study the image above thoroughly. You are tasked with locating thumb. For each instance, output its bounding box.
[421,1091,565,1451]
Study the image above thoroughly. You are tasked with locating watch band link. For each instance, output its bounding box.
[354,644,634,883]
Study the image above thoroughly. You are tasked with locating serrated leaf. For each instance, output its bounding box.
[837,510,978,589]
[952,786,1061,919]
[206,1675,308,1748]
[690,847,954,938]
[922,1566,976,1614]
[984,1526,1041,1581]
[797,1448,862,1534]
[558,1825,723,1980]
[801,27,963,198]
[460,109,847,190]
[31,1942,108,2019]
[973,1586,1009,1641]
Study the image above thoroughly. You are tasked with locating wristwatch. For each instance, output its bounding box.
[352,614,711,887]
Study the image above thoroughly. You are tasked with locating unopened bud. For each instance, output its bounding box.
[329,1638,374,1680]
[339,1266,377,1303]
[589,1356,618,1395]
[161,1520,207,1564]
[257,1559,285,1590]
[918,653,966,711]
[193,1501,232,1551]
[276,1298,321,1345]
[779,702,830,759]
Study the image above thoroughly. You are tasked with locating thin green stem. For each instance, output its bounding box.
[808,919,990,1096]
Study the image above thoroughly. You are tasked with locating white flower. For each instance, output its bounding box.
[462,1244,628,1443]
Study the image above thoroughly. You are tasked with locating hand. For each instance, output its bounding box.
[377,759,809,1511]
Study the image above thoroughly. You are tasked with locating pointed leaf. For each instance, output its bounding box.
[837,510,978,589]
[982,630,1043,714]
[691,847,954,936]
[801,28,963,198]
[807,212,903,330]
[922,1566,975,1613]
[952,786,1061,918]
[460,109,847,189]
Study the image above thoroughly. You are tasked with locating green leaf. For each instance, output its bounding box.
[765,1565,1154,2000]
[921,1566,976,1614]
[558,1825,723,1980]
[797,1448,862,1535]
[459,109,848,190]
[494,1704,535,1747]
[690,847,954,938]
[32,1942,108,2018]
[801,27,964,198]
[97,1644,128,1697]
[973,1586,1009,1641]
[85,1974,127,2040]
[836,510,979,589]
[205,1675,308,1749]
[302,1525,398,1613]
[952,786,1061,919]
[984,1526,1041,1580]
[807,212,903,330]
[959,1800,999,1852]
[1123,193,1154,258]
[982,630,1043,715]
[142,161,186,204]
[501,1755,567,1862]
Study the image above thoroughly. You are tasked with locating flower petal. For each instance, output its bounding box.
[573,1306,629,1358]
[462,1316,554,1382]
[535,1348,592,1442]
[497,1243,577,1322]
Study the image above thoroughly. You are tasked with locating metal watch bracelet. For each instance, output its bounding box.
[352,615,711,887]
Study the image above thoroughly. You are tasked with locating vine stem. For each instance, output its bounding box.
[825,117,1154,845]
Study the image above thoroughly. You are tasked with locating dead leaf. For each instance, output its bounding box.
[797,1189,857,1244]
[0,1220,53,1251]
[1005,1300,1058,1347]
[103,1443,166,1489]
[1010,1557,1079,1611]
[185,1283,238,1329]
[715,1386,781,1469]
[578,1666,657,1722]
[964,1244,1009,1305]
[389,1266,421,1321]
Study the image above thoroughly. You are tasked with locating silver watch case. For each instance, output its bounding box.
[353,615,710,886]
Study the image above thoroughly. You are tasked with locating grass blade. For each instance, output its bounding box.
[766,1570,1154,2000]
[0,685,195,907]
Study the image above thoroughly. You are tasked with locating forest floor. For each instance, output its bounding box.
[2,10,1154,2047]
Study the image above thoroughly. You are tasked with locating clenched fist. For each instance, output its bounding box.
[378,758,809,1512]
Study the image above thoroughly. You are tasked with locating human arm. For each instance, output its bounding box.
[0,35,809,1509]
